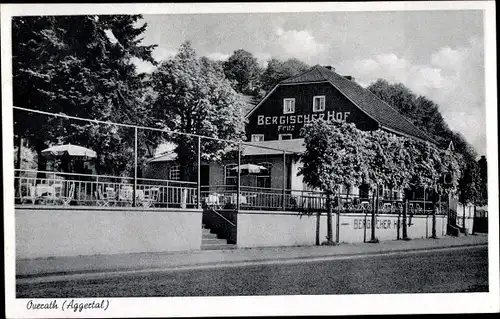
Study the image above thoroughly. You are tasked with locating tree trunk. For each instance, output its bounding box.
[315,211,320,246]
[326,193,333,243]
[402,198,409,240]
[472,205,476,235]
[370,185,378,242]
[462,199,467,235]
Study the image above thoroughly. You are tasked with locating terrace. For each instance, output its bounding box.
[15,168,444,216]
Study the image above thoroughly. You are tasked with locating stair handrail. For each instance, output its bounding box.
[209,207,236,227]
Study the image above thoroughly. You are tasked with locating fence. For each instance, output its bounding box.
[15,169,197,208]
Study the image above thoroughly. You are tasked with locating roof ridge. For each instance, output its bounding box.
[278,65,321,84]
[322,69,436,144]
[359,81,437,143]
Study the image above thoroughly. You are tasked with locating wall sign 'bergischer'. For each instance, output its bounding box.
[257,111,351,132]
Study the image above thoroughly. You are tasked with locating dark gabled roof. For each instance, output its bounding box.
[277,65,436,144]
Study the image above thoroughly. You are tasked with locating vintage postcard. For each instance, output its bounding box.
[2,1,498,317]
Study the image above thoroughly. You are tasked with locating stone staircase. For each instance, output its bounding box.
[201,224,237,250]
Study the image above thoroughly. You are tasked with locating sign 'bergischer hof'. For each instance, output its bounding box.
[246,68,379,141]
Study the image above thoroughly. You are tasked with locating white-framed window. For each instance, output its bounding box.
[279,134,292,140]
[251,134,265,142]
[225,163,238,186]
[169,165,180,180]
[283,98,295,114]
[313,95,326,112]
[257,162,272,189]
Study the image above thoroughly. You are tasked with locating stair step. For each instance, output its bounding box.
[201,243,237,250]
[202,238,227,245]
[202,232,218,239]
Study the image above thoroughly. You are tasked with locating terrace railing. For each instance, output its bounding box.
[15,169,197,208]
[16,169,448,215]
[199,184,447,215]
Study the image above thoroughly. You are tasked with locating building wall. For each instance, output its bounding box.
[237,210,329,248]
[16,206,202,259]
[208,155,291,189]
[247,82,379,141]
[236,211,447,248]
[143,161,173,181]
[456,203,476,234]
[336,213,447,243]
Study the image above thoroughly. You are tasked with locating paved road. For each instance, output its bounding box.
[17,246,488,297]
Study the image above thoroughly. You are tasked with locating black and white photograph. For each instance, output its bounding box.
[2,1,498,317]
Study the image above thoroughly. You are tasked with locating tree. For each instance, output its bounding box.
[151,41,247,181]
[300,118,463,242]
[13,15,158,176]
[364,131,404,242]
[222,49,262,95]
[367,79,477,162]
[477,156,488,206]
[457,159,480,216]
[299,119,371,244]
[260,58,310,91]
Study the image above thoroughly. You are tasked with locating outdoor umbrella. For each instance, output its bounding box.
[41,143,97,175]
[230,164,268,175]
[41,144,97,159]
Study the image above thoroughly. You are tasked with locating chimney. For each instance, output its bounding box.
[344,75,356,82]
[323,65,335,72]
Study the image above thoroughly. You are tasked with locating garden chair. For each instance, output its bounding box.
[58,183,75,206]
[118,186,133,206]
[96,187,107,206]
[105,187,117,206]
[141,187,159,208]
[96,187,115,206]
[21,185,38,204]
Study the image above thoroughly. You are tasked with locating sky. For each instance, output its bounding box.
[133,10,486,156]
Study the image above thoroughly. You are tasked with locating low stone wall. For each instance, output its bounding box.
[16,206,202,259]
[237,210,330,248]
[337,213,447,243]
[237,210,447,248]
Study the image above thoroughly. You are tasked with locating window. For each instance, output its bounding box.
[279,134,292,140]
[340,185,353,195]
[257,162,272,189]
[313,96,325,112]
[359,184,370,199]
[169,165,180,180]
[225,164,238,186]
[251,134,264,142]
[283,98,295,114]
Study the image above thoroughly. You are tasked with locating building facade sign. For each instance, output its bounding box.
[257,110,351,132]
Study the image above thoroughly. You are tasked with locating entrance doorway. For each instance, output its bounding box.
[200,165,210,186]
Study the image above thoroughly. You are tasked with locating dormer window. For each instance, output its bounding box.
[283,98,295,114]
[313,96,325,112]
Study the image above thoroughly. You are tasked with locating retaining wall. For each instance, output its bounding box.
[16,206,202,259]
[237,210,447,248]
[237,210,330,248]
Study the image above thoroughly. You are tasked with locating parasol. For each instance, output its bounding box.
[230,164,268,174]
[41,144,97,159]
